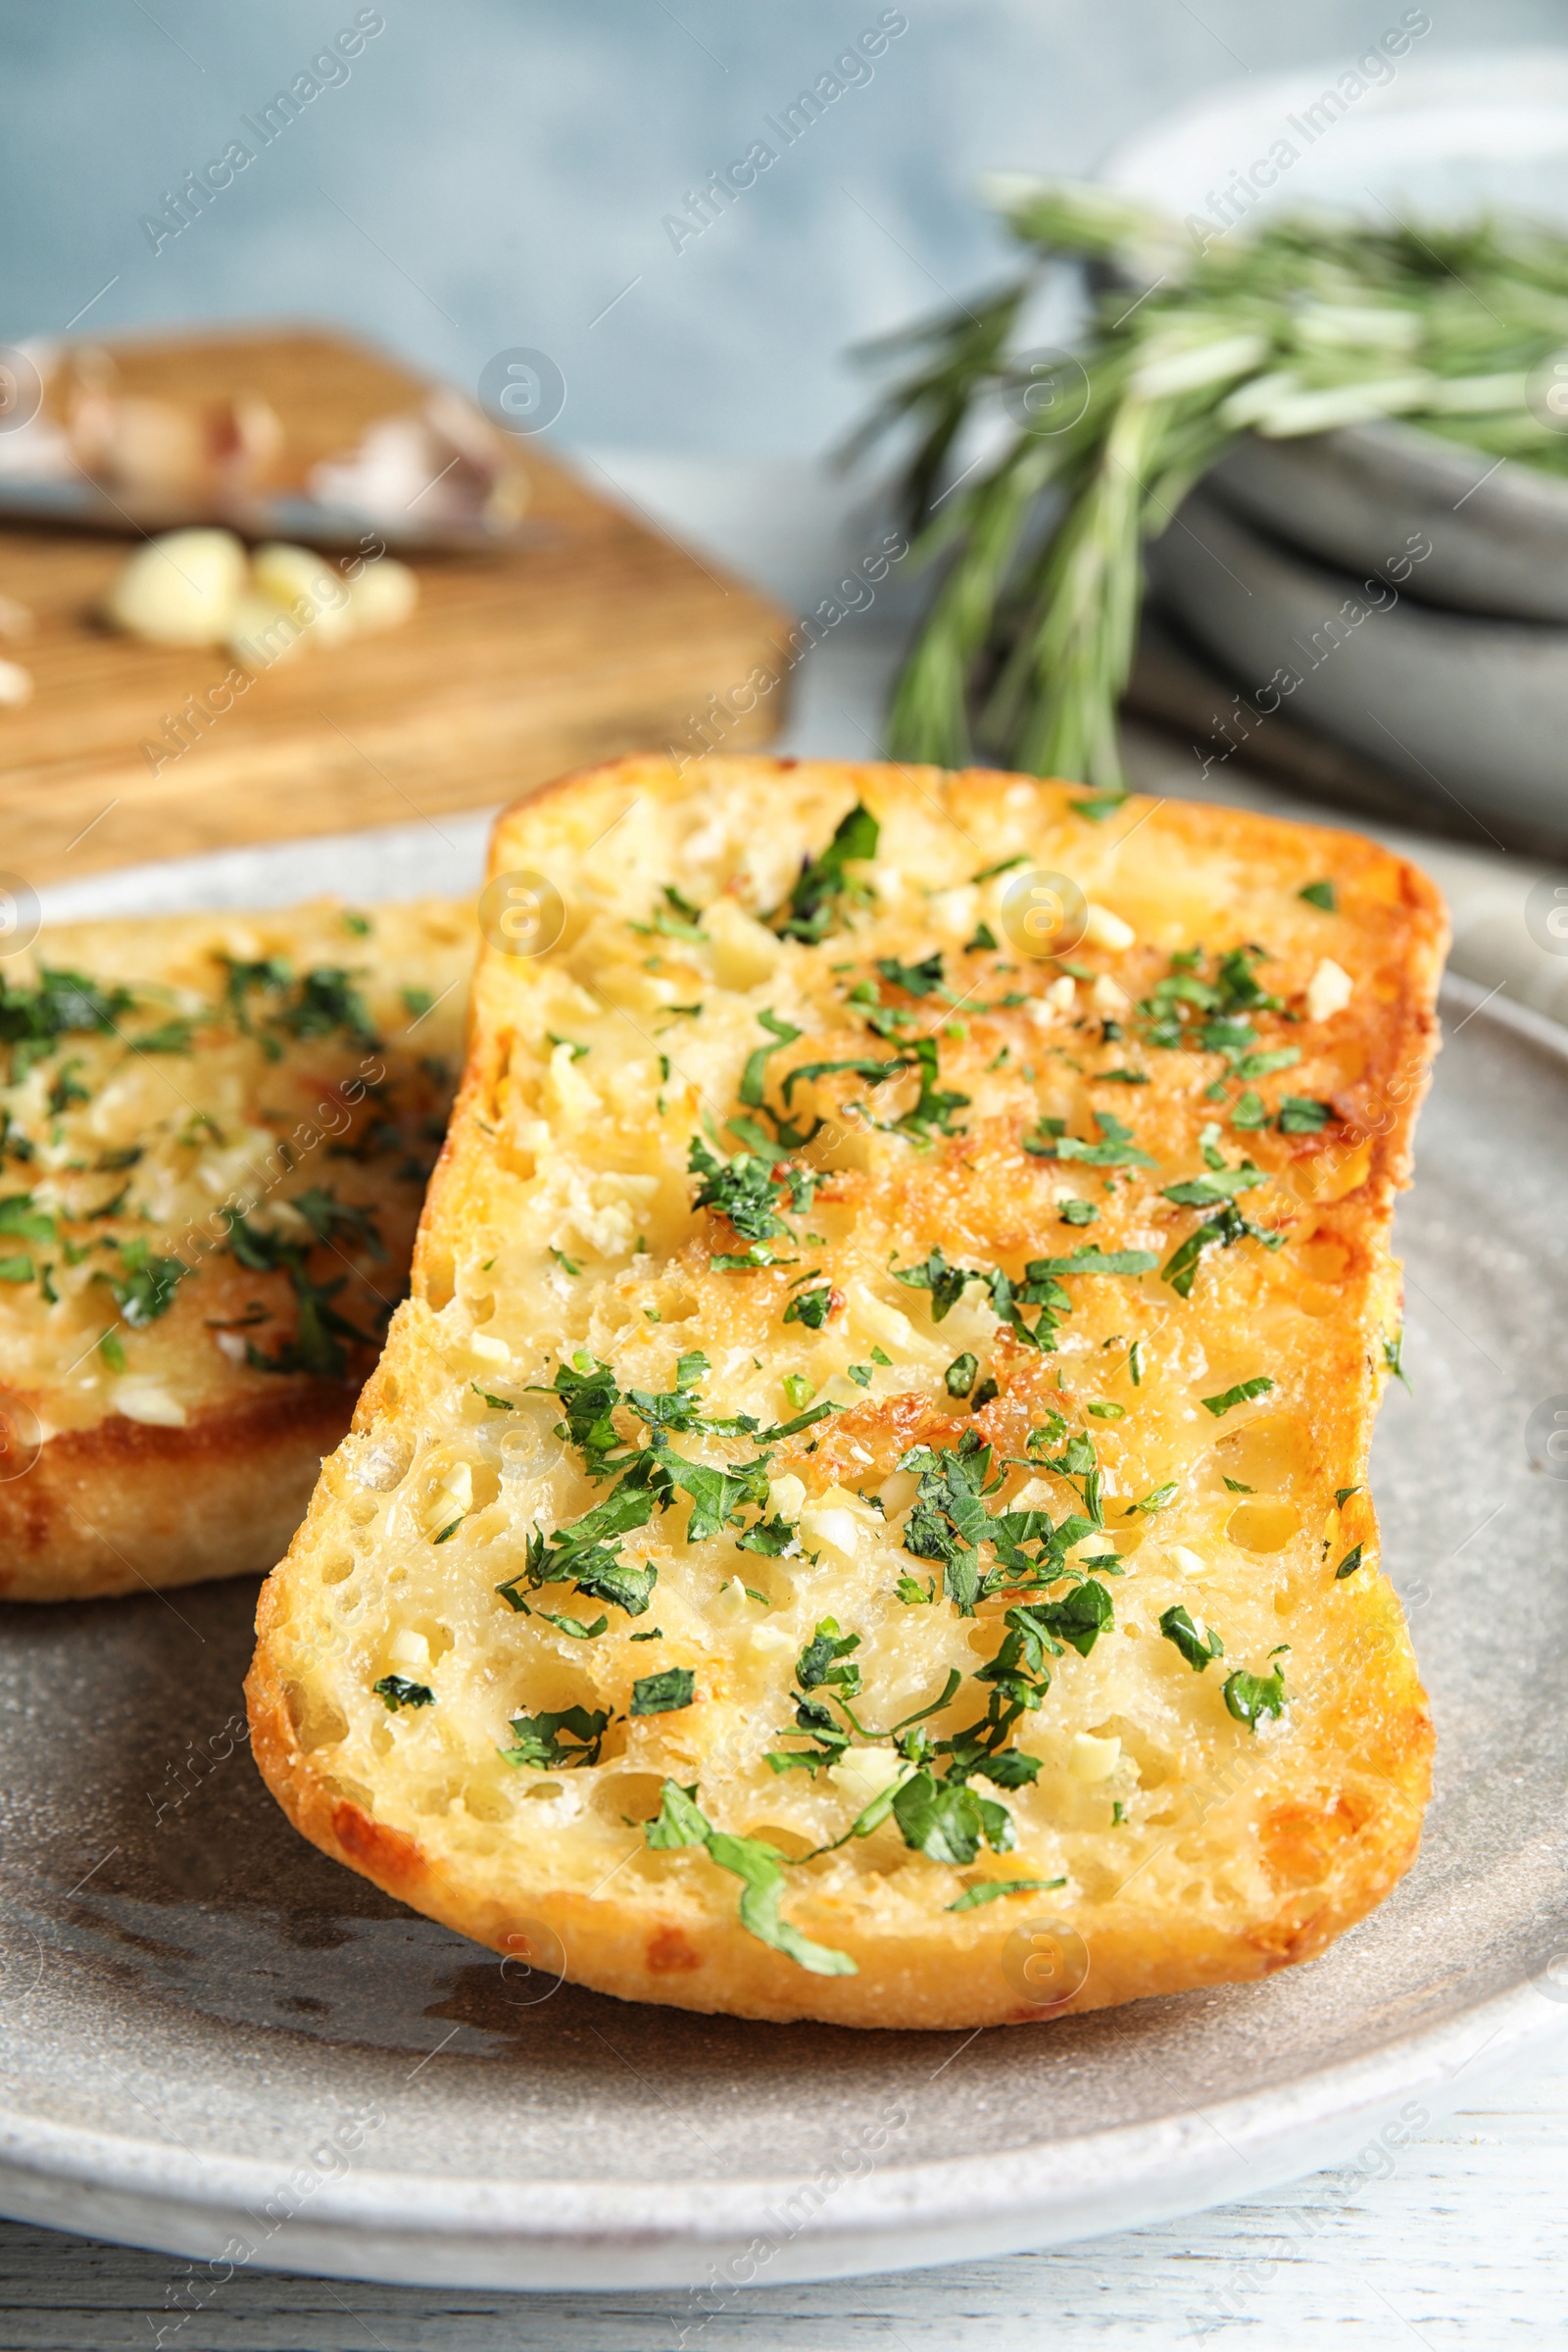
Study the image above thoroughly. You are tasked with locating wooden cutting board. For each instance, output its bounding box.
[0,327,790,881]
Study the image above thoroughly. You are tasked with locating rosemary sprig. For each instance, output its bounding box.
[858,179,1568,793]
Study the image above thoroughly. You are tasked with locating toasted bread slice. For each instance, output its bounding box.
[248,757,1444,2029]
[0,897,472,1600]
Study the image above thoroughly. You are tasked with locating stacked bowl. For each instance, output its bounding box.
[1102,50,1568,849]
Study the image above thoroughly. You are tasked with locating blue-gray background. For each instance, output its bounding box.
[1,0,1561,455]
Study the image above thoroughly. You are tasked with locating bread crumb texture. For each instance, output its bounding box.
[0,897,472,1597]
[248,757,1446,2029]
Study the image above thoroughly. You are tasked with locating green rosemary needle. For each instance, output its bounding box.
[858,179,1568,793]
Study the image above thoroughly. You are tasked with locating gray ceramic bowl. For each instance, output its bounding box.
[1145,482,1568,848]
[1212,423,1568,623]
[1099,47,1568,629]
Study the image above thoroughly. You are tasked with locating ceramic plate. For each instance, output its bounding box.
[1,971,1565,2292]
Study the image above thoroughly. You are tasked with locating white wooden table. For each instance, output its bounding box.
[6,463,1565,2351]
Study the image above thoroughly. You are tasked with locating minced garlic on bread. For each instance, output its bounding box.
[248,757,1445,2029]
[0,898,471,1600]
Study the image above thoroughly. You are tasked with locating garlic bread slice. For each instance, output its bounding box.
[248,757,1444,2028]
[0,897,471,1599]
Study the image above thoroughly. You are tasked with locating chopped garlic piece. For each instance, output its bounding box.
[428,1461,471,1532]
[1029,975,1076,1027]
[1172,1597,1219,1655]
[854,1296,918,1352]
[767,1472,806,1522]
[874,1471,916,1520]
[827,1747,909,1806]
[712,1578,764,1625]
[111,1378,186,1428]
[681,814,729,868]
[1068,1731,1122,1783]
[468,1331,511,1365]
[1083,903,1136,952]
[542,1042,599,1124]
[929,886,977,937]
[1167,1544,1209,1579]
[556,1171,659,1260]
[606,1059,660,1119]
[746,1622,797,1661]
[1091,973,1130,1015]
[389,1627,430,1669]
[800,1505,860,1560]
[703,897,781,989]
[1306,956,1353,1022]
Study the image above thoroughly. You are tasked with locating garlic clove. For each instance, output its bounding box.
[104,527,247,646]
[345,557,418,635]
[251,542,357,644]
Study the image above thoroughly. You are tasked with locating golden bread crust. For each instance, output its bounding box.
[0,1380,350,1600]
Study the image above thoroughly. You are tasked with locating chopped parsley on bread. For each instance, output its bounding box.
[248,757,1444,2028]
[0,897,471,1599]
